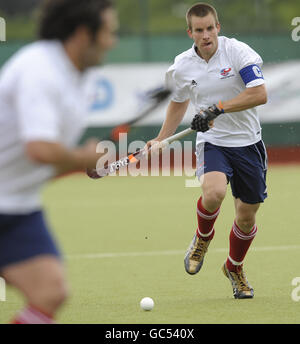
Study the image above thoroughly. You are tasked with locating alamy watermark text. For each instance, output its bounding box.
[291,17,300,41]
[0,277,6,301]
[0,17,6,42]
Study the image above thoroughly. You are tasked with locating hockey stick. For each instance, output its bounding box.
[93,127,194,179]
[86,87,171,178]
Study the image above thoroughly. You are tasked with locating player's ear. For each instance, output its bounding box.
[74,25,94,44]
[216,23,221,34]
[187,28,193,39]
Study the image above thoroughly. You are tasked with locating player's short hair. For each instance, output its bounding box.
[38,0,114,41]
[186,2,219,30]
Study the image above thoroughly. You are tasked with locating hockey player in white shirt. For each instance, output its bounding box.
[0,0,118,323]
[147,2,268,299]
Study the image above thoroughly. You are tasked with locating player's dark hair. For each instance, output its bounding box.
[38,0,114,41]
[186,2,219,30]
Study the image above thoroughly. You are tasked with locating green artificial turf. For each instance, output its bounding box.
[1,166,299,324]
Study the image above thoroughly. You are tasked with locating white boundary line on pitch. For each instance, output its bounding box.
[66,245,300,260]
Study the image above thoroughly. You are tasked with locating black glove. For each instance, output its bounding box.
[191,104,224,132]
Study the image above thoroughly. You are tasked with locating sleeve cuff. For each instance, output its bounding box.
[246,79,265,88]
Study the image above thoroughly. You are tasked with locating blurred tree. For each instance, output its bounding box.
[0,0,40,15]
[115,0,140,34]
[1,0,300,39]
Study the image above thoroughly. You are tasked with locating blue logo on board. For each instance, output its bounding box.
[89,78,114,111]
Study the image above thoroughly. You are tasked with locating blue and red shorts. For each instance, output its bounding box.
[196,140,268,204]
[0,211,61,271]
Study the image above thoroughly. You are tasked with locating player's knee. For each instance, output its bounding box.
[203,188,226,211]
[30,276,69,310]
[49,277,69,308]
[235,206,258,232]
[52,280,69,307]
[236,216,256,233]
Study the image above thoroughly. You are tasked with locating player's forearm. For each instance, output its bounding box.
[25,141,97,173]
[156,100,190,140]
[51,148,91,174]
[222,85,267,113]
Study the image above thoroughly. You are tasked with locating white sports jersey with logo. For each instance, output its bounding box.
[0,41,86,214]
[165,36,265,147]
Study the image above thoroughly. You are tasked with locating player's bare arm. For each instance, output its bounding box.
[221,84,267,113]
[146,100,190,150]
[25,139,103,175]
[191,85,267,133]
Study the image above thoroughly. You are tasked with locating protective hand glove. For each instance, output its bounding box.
[191,103,224,132]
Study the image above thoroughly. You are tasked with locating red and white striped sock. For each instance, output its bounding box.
[11,305,55,324]
[196,197,220,241]
[226,221,258,272]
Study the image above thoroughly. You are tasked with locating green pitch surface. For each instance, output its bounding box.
[1,166,300,324]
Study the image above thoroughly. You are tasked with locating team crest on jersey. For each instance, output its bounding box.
[220,67,234,79]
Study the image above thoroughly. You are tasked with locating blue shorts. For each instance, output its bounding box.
[0,211,61,271]
[196,141,268,204]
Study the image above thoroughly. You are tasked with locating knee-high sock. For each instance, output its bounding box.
[226,221,257,272]
[11,305,55,324]
[196,196,220,241]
